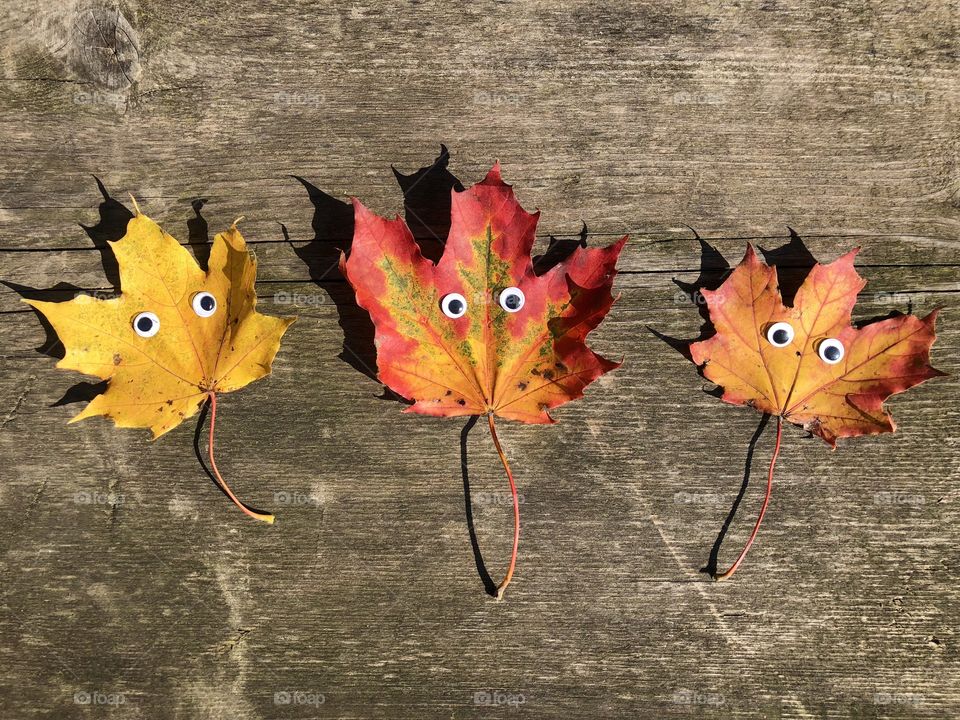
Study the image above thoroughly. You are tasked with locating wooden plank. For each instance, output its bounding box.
[1,0,958,718]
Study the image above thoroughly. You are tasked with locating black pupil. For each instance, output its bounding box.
[447,299,464,315]
[824,345,841,361]
[137,316,154,332]
[772,329,789,344]
[504,293,521,310]
[200,295,215,311]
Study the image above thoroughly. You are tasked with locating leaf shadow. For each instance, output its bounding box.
[757,227,817,306]
[193,399,216,490]
[392,143,463,263]
[2,280,77,360]
[854,308,911,327]
[647,227,730,365]
[285,174,379,382]
[187,198,212,270]
[52,380,109,407]
[700,413,770,578]
[460,415,498,597]
[79,175,132,292]
[533,222,588,274]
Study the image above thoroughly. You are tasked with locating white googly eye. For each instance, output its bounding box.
[440,293,468,319]
[191,291,217,318]
[818,338,845,365]
[766,321,795,347]
[499,286,525,313]
[132,311,160,338]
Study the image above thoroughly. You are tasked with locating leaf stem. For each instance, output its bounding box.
[206,391,275,524]
[487,413,520,599]
[715,415,782,581]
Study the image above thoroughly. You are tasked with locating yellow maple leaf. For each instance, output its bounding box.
[26,206,295,522]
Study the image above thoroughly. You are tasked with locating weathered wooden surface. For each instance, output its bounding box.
[1,1,958,718]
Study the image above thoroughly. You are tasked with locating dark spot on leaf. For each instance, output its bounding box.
[518,381,528,390]
[543,369,555,380]
[457,399,466,406]
[113,353,122,365]
[165,399,173,406]
[531,368,541,376]
[445,390,452,396]
[555,361,567,371]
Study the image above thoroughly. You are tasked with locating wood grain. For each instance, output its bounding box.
[0,1,958,718]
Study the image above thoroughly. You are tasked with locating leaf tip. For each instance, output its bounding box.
[350,196,373,217]
[834,245,862,267]
[482,161,506,187]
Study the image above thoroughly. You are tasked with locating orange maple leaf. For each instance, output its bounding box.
[691,245,942,445]
[687,243,943,579]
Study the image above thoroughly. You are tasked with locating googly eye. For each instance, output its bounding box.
[817,338,845,365]
[132,311,160,338]
[440,293,468,319]
[766,321,795,347]
[498,286,525,313]
[191,291,217,318]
